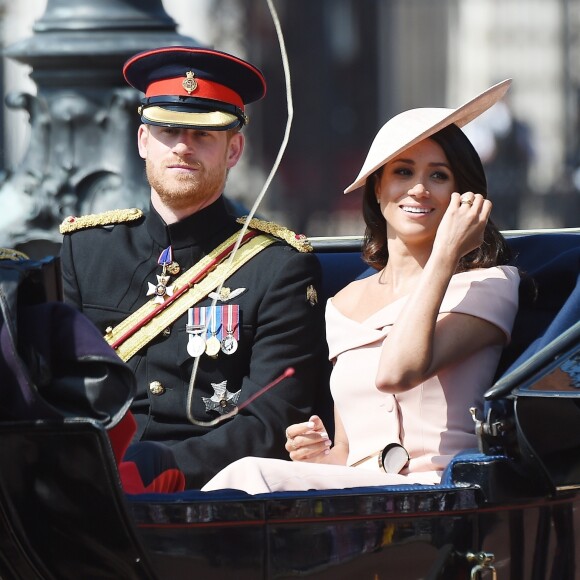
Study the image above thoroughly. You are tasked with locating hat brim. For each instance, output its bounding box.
[141,106,241,131]
[343,79,512,194]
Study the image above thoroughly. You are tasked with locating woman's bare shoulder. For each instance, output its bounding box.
[332,273,377,311]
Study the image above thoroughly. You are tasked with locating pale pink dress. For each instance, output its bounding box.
[202,266,520,494]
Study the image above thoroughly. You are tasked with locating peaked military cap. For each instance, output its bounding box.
[123,46,267,131]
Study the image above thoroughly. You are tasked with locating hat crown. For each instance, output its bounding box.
[370,107,455,152]
[124,46,266,103]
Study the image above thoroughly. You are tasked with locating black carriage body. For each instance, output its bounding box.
[0,229,579,579]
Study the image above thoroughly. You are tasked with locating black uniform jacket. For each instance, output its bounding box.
[60,197,329,488]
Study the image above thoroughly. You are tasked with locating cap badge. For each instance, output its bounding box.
[182,70,198,95]
[306,284,318,306]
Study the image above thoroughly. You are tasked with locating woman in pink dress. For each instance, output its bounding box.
[202,80,520,494]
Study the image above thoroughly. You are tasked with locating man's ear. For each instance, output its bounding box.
[137,124,148,160]
[226,132,244,169]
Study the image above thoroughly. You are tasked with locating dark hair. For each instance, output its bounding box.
[362,123,512,271]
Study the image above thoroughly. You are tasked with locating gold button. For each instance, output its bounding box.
[162,327,171,337]
[149,381,165,395]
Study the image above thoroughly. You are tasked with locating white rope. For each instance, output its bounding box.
[187,0,293,426]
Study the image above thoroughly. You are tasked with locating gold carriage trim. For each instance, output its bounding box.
[59,208,144,234]
[0,248,29,261]
[236,217,312,253]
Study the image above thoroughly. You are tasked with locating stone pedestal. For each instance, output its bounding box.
[0,0,198,257]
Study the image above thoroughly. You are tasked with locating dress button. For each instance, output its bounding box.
[162,327,171,337]
[383,396,395,412]
[149,381,165,395]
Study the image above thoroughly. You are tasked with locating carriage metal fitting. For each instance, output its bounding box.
[469,407,510,454]
[465,550,498,579]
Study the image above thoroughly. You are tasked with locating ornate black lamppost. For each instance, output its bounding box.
[0,0,198,257]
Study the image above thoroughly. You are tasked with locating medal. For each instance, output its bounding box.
[205,335,221,357]
[187,305,238,358]
[205,305,221,357]
[221,304,239,355]
[147,274,175,304]
[202,380,241,415]
[187,334,206,358]
[186,308,206,358]
[147,246,175,302]
[166,261,181,275]
[221,335,238,355]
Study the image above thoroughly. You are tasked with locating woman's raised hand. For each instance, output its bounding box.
[284,415,332,463]
[433,192,492,262]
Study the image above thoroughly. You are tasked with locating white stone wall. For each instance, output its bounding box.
[161,0,213,46]
[449,0,566,194]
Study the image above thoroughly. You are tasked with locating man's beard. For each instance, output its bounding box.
[146,159,227,211]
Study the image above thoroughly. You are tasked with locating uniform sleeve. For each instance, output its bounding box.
[441,265,520,342]
[167,250,331,489]
[59,234,83,310]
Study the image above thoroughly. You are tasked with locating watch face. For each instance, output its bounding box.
[380,443,410,474]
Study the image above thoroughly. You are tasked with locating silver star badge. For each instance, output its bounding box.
[147,274,175,304]
[202,380,241,415]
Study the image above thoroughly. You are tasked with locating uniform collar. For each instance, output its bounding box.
[146,196,239,249]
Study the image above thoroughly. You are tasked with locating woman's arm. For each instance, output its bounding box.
[285,407,349,465]
[376,192,505,393]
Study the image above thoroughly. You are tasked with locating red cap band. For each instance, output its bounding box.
[146,76,244,109]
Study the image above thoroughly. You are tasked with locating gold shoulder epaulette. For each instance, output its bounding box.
[59,208,144,234]
[236,217,313,253]
[0,248,29,261]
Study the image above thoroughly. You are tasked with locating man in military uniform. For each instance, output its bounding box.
[59,46,329,489]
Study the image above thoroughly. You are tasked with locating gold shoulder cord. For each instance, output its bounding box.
[59,208,143,234]
[0,248,29,261]
[105,232,276,362]
[236,217,313,252]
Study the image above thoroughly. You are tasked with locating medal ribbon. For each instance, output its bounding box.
[209,305,219,339]
[225,304,240,339]
[158,246,173,267]
[158,246,173,277]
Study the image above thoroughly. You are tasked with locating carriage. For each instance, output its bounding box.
[0,226,578,579]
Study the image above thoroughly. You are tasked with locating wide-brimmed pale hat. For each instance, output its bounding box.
[344,79,512,193]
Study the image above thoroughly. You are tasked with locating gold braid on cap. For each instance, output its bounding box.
[0,248,29,261]
[236,217,312,253]
[60,208,144,234]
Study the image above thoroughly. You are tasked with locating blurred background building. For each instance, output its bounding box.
[1,0,579,257]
